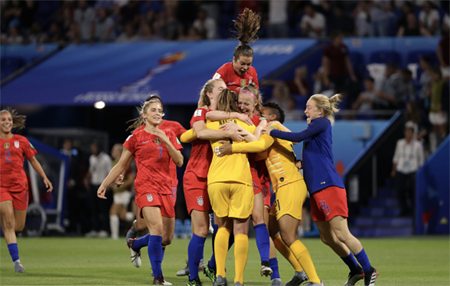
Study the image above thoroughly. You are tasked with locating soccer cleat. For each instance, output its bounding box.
[364,267,378,286]
[213,275,228,286]
[234,282,243,286]
[260,261,273,277]
[126,238,142,268]
[177,260,190,276]
[203,262,216,283]
[126,227,137,241]
[199,258,206,272]
[344,267,364,286]
[187,277,203,286]
[284,271,308,286]
[271,278,283,286]
[153,276,172,285]
[14,260,25,273]
[302,281,324,286]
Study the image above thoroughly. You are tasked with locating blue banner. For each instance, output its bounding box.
[1,39,316,106]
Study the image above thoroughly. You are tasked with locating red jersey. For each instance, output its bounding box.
[213,62,259,92]
[133,120,186,188]
[0,135,37,190]
[124,128,183,195]
[184,107,213,179]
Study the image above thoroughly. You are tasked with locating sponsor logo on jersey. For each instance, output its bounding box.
[197,196,204,206]
[143,140,149,144]
[155,138,161,145]
[4,143,10,149]
[147,194,153,202]
[14,141,19,148]
[227,81,235,85]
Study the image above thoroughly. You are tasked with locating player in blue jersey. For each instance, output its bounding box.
[263,94,378,286]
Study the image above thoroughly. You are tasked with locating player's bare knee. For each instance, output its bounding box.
[3,218,14,231]
[194,225,209,237]
[319,234,330,245]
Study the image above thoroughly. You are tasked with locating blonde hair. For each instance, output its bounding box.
[0,107,26,130]
[217,89,240,113]
[126,100,163,131]
[240,83,263,116]
[309,94,341,125]
[198,78,224,108]
[232,8,261,60]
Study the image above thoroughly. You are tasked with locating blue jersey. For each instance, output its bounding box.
[270,117,345,194]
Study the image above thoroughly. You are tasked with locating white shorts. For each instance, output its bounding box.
[113,191,131,206]
[429,111,448,125]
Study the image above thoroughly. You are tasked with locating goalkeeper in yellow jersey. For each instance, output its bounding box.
[216,102,324,286]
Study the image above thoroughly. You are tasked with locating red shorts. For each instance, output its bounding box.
[0,185,29,210]
[183,172,211,215]
[251,167,262,195]
[135,191,175,218]
[171,187,177,207]
[261,183,271,208]
[310,186,348,221]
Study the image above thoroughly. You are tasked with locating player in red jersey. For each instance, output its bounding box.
[0,107,53,273]
[124,94,187,250]
[212,8,261,92]
[98,99,183,285]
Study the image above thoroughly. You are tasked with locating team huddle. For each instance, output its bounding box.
[0,8,378,286]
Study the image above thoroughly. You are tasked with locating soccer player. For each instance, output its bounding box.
[212,8,260,92]
[216,102,324,286]
[207,88,256,286]
[263,94,379,286]
[0,107,53,273]
[97,99,183,285]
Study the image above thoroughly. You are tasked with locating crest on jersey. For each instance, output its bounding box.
[14,141,19,148]
[147,194,153,202]
[197,196,204,206]
[4,143,10,149]
[154,138,161,145]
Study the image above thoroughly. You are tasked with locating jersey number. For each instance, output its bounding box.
[5,150,11,162]
[157,147,163,159]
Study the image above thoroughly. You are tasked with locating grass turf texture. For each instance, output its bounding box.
[1,236,449,286]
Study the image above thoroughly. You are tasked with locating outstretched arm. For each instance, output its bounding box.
[28,156,53,192]
[98,148,133,199]
[216,134,274,156]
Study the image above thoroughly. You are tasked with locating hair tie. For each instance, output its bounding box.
[240,89,258,102]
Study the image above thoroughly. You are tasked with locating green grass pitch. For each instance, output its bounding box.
[1,236,449,285]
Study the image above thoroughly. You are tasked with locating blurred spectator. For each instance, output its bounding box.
[238,0,261,14]
[322,30,356,92]
[163,7,181,40]
[300,3,326,38]
[391,122,424,217]
[2,0,22,31]
[178,25,202,41]
[262,66,309,97]
[138,21,159,41]
[352,77,377,117]
[84,141,112,238]
[312,66,330,94]
[419,1,441,36]
[352,0,371,37]
[140,0,164,15]
[3,26,23,44]
[94,8,115,42]
[398,13,430,36]
[47,22,65,44]
[27,22,46,44]
[73,0,96,43]
[115,23,140,42]
[396,1,415,31]
[328,3,354,37]
[55,1,75,42]
[192,9,217,39]
[370,0,394,37]
[418,55,433,103]
[284,97,303,121]
[427,67,448,151]
[437,33,449,79]
[375,63,402,110]
[118,1,140,28]
[19,0,38,33]
[405,101,429,142]
[442,13,450,33]
[398,68,416,104]
[267,83,290,110]
[268,0,288,38]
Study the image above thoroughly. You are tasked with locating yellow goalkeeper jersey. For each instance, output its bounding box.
[206,119,256,185]
[232,124,303,191]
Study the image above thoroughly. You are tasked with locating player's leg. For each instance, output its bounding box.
[233,216,250,286]
[214,216,232,286]
[0,199,24,273]
[251,192,271,276]
[187,210,209,285]
[110,202,122,239]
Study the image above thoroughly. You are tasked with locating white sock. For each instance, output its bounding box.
[110,215,119,239]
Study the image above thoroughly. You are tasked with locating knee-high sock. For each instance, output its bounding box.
[134,233,150,250]
[209,229,234,269]
[162,245,166,262]
[341,253,360,271]
[270,258,280,280]
[234,234,249,284]
[188,234,206,280]
[214,228,230,278]
[289,240,320,284]
[254,223,270,263]
[110,215,119,238]
[273,235,303,272]
[355,249,371,273]
[7,243,19,262]
[148,235,163,278]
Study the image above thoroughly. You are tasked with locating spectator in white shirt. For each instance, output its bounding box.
[192,9,217,39]
[419,1,441,35]
[300,3,326,38]
[74,0,96,43]
[94,8,115,42]
[391,122,425,216]
[268,0,288,38]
